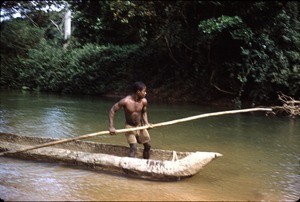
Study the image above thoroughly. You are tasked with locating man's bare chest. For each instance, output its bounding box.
[125,101,144,113]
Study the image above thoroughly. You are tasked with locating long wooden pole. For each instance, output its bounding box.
[0,107,272,156]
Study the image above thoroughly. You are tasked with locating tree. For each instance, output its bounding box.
[1,0,299,104]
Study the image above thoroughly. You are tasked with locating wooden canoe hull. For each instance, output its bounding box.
[0,133,222,181]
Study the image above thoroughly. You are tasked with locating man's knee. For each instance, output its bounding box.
[143,142,151,151]
[143,142,151,159]
[129,144,137,157]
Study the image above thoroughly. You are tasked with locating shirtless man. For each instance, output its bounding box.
[109,82,152,159]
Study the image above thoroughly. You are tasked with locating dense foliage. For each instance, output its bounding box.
[1,1,299,106]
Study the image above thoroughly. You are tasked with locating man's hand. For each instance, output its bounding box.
[145,123,153,130]
[109,127,116,135]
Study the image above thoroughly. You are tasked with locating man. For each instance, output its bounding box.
[109,81,152,159]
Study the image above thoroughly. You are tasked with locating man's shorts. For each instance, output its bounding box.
[125,124,151,144]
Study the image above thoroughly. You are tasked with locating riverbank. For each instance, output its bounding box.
[104,91,254,109]
[0,88,280,109]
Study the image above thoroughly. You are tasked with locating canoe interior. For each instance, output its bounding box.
[0,133,191,161]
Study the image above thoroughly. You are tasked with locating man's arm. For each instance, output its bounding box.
[109,100,123,135]
[142,99,150,126]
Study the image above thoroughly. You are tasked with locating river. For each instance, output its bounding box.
[0,90,299,201]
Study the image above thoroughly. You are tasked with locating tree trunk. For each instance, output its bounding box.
[63,7,71,49]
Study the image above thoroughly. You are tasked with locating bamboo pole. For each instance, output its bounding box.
[0,107,272,156]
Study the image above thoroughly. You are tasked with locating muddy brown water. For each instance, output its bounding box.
[0,90,299,201]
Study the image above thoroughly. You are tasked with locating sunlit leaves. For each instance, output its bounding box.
[0,19,44,56]
[199,15,242,34]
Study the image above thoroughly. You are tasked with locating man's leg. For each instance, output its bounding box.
[129,143,137,157]
[143,142,151,159]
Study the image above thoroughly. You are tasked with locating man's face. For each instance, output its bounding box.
[137,87,147,98]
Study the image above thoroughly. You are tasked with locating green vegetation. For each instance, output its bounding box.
[1,1,299,106]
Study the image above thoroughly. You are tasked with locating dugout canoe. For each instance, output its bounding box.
[0,133,222,181]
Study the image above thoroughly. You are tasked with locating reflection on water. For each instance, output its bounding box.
[0,90,299,201]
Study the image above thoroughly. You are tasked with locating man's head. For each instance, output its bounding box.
[132,81,147,98]
[132,81,146,92]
